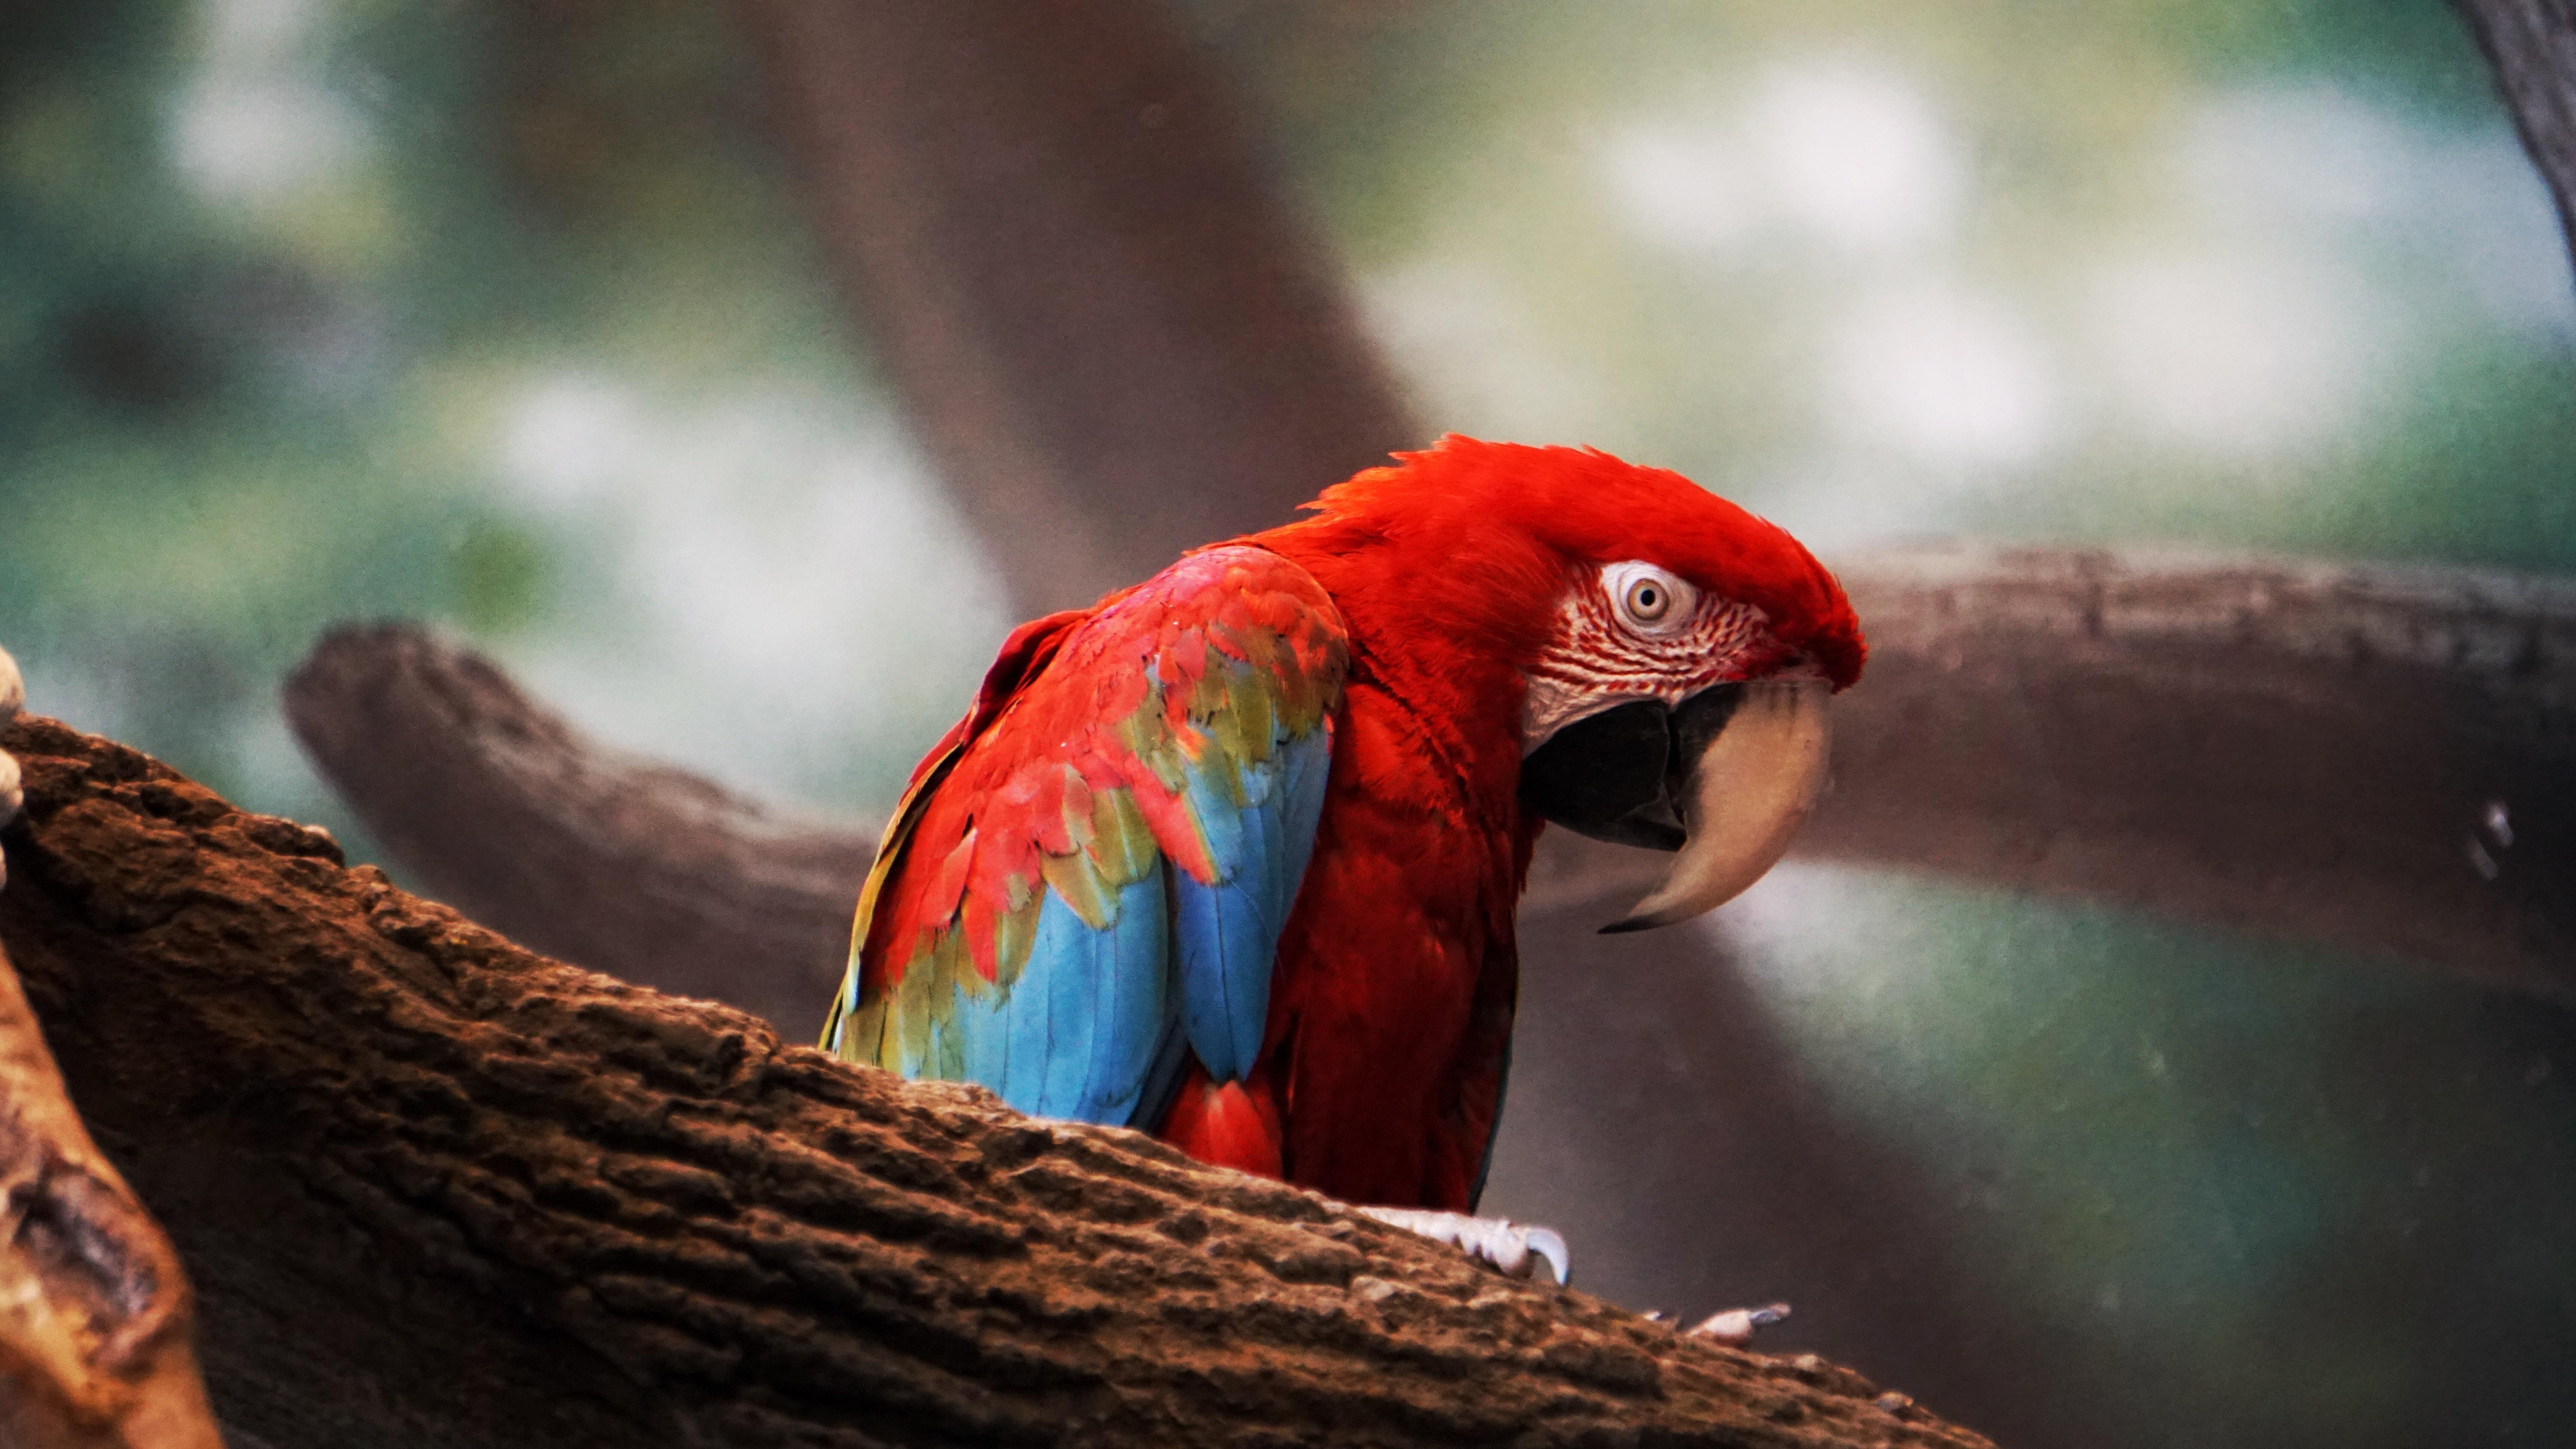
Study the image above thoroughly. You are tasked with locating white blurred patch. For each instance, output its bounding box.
[1720,454,1915,556]
[173,81,367,201]
[489,377,1009,808]
[501,377,647,505]
[2184,85,2418,224]
[1748,61,1963,252]
[199,0,326,67]
[1604,58,1963,256]
[1695,861,1938,1045]
[1602,128,1762,251]
[2432,139,2576,342]
[2087,251,2384,459]
[2182,83,2574,343]
[1358,260,1608,441]
[1828,280,2054,468]
[2083,84,2569,459]
[1589,74,2569,512]
[171,0,371,202]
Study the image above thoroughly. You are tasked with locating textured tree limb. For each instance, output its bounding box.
[3,646,225,1447]
[0,939,223,1449]
[2454,0,2576,272]
[289,544,2576,1017]
[733,0,1422,617]
[0,714,1987,1449]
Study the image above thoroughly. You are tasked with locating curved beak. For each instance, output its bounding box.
[1517,679,1833,933]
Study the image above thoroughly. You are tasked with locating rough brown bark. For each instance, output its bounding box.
[1,643,222,1449]
[0,714,1985,1449]
[733,0,1422,617]
[287,544,2576,1020]
[0,941,224,1449]
[2455,0,2576,270]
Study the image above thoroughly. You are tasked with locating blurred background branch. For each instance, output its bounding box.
[290,542,2576,1021]
[1810,546,2576,997]
[736,0,1419,613]
[283,623,873,1032]
[2456,0,2576,270]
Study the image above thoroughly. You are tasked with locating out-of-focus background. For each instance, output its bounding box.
[4,2,2572,1446]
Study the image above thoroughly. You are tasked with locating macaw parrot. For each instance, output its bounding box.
[822,436,1862,1287]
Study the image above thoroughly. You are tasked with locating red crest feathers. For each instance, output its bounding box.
[1270,435,1864,689]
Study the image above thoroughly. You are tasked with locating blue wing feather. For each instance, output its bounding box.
[1171,728,1331,1083]
[979,871,1169,1122]
[828,545,1346,1132]
[1085,875,1176,1122]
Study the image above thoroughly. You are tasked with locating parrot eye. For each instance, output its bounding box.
[1602,561,1696,636]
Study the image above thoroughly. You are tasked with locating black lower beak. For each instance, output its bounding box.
[1517,685,1745,849]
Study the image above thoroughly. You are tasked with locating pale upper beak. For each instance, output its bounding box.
[1516,678,1833,932]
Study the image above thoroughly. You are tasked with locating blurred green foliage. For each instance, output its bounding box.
[450,515,546,633]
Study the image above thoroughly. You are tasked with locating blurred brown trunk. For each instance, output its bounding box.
[2455,0,2576,272]
[735,0,1421,615]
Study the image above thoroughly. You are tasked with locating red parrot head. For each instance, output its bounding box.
[1268,434,1864,930]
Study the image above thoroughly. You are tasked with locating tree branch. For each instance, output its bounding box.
[0,714,1986,1449]
[2,642,223,1448]
[2454,0,2576,273]
[1824,544,2575,994]
[0,936,222,1449]
[733,0,1422,615]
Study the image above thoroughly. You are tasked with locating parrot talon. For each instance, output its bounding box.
[1683,1301,1792,1346]
[1356,1206,1572,1286]
[0,644,21,894]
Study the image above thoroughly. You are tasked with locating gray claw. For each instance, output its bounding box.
[1685,1301,1792,1346]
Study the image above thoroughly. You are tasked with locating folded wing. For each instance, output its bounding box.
[822,546,1348,1130]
